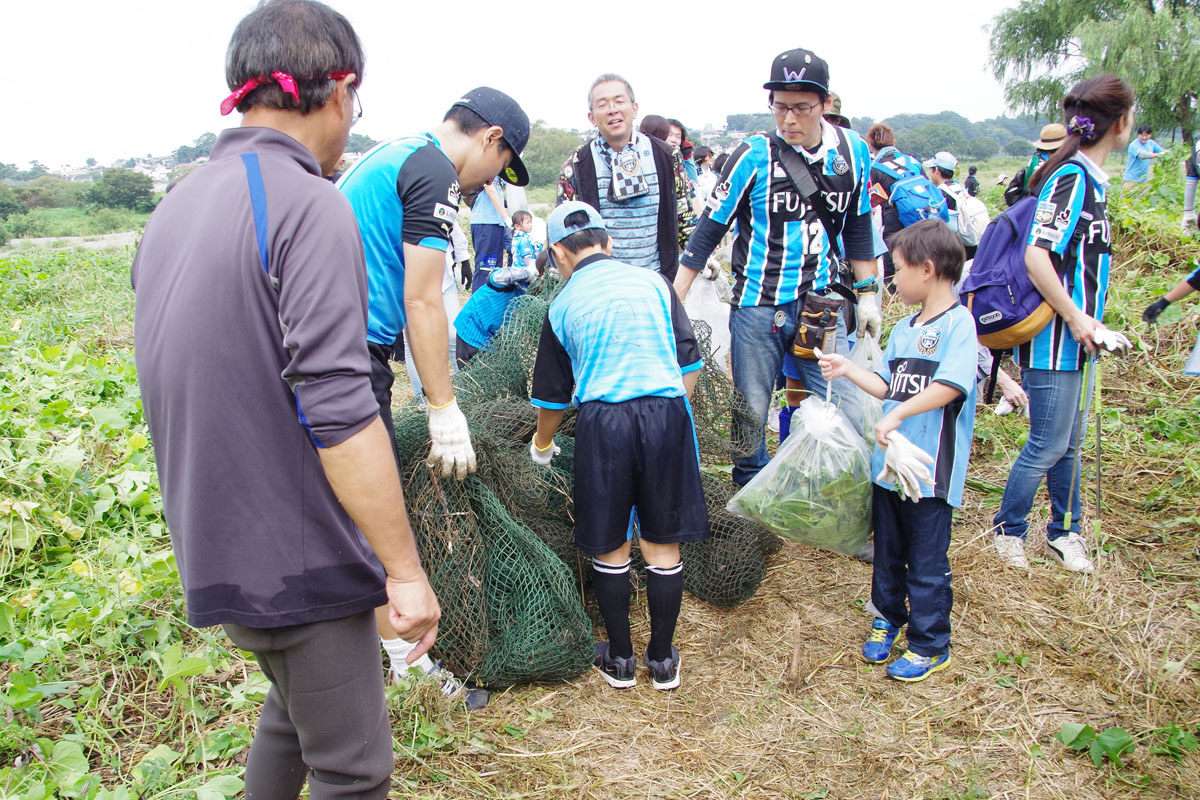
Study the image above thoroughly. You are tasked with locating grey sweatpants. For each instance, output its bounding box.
[223,610,393,799]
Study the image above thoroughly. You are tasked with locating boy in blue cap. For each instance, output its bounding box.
[529,200,710,691]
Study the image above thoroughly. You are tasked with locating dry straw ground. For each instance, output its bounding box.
[379,299,1199,799]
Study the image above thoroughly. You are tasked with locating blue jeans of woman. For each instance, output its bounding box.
[993,366,1093,542]
[728,299,862,485]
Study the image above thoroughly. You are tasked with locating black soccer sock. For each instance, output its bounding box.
[645,561,684,663]
[592,558,633,660]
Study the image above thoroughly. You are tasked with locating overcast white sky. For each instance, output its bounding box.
[2,0,1022,169]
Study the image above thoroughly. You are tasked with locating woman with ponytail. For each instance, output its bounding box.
[992,75,1134,574]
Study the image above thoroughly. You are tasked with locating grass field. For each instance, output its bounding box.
[0,154,1196,799]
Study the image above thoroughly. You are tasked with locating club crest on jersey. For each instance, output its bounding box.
[1055,209,1072,228]
[1034,201,1056,225]
[448,181,461,206]
[831,154,849,175]
[916,326,942,356]
[434,203,457,223]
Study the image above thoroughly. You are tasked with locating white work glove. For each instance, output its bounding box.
[1183,209,1197,232]
[994,397,1029,417]
[1092,327,1132,357]
[529,436,560,466]
[876,431,934,502]
[426,399,477,480]
[704,259,722,280]
[856,297,882,339]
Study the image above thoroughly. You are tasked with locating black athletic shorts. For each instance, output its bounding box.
[572,395,710,556]
[455,334,479,370]
[367,340,400,467]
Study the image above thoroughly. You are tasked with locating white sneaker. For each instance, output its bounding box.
[1045,533,1094,573]
[993,534,1029,568]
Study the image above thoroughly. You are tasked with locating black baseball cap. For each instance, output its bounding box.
[763,48,829,94]
[450,87,531,186]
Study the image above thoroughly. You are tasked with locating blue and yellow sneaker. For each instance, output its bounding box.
[861,619,900,663]
[886,650,951,682]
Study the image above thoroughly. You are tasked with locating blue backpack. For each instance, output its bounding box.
[871,155,949,227]
[958,164,1092,349]
[958,195,1052,349]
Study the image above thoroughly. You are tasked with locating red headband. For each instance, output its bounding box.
[220,70,356,116]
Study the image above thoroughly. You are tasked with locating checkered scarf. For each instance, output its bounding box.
[596,136,650,202]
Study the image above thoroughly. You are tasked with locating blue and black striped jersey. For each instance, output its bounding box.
[688,123,871,307]
[1016,156,1110,371]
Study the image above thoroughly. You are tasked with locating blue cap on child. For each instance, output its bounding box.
[546,201,607,245]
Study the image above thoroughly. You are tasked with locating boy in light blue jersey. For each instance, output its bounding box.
[818,219,977,683]
[453,247,544,367]
[509,209,543,269]
[529,201,710,692]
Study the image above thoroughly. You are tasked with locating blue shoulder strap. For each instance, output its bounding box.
[239,153,270,275]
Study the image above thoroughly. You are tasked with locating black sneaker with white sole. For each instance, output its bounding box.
[646,645,681,691]
[593,642,637,689]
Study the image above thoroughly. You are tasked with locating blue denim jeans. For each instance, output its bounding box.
[871,485,953,657]
[993,366,1093,542]
[728,299,863,485]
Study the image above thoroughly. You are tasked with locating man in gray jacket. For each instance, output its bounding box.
[131,2,438,797]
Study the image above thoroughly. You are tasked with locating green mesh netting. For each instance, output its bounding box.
[391,276,779,687]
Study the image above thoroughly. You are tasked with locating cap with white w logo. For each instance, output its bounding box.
[763,48,829,93]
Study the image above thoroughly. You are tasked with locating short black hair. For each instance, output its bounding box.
[667,118,687,141]
[935,166,954,180]
[558,210,610,254]
[534,247,549,276]
[889,219,964,284]
[968,165,977,174]
[1136,123,1152,135]
[713,153,729,174]
[511,209,532,227]
[443,105,511,154]
[225,0,364,115]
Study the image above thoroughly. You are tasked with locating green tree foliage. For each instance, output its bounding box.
[726,113,775,132]
[896,130,932,160]
[86,157,97,167]
[1005,137,1032,156]
[86,168,155,210]
[17,176,85,209]
[0,183,28,220]
[989,0,1200,147]
[172,132,217,164]
[521,123,585,188]
[965,137,1000,160]
[123,157,137,168]
[0,161,49,181]
[345,133,378,153]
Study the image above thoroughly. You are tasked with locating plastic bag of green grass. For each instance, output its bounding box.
[726,397,872,555]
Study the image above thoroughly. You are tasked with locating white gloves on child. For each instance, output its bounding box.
[876,431,935,502]
[426,399,477,480]
[529,436,560,466]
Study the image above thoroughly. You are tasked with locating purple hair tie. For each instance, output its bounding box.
[1067,115,1096,142]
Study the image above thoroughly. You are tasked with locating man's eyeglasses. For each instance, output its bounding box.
[593,96,631,113]
[350,87,363,127]
[769,101,821,118]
